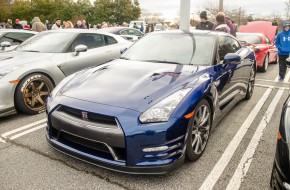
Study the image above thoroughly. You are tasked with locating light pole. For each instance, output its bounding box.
[219,0,223,12]
[179,0,190,31]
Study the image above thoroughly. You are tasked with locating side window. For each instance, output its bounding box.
[105,35,118,45]
[218,36,241,61]
[128,29,142,36]
[120,30,129,35]
[71,33,105,51]
[0,32,34,45]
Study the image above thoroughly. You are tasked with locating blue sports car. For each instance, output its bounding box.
[46,30,256,174]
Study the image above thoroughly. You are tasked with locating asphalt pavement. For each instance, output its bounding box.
[0,62,287,190]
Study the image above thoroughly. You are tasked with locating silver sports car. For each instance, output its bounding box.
[0,29,131,117]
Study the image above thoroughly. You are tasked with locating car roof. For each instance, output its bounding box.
[41,29,128,42]
[96,27,129,34]
[0,29,38,34]
[151,29,233,38]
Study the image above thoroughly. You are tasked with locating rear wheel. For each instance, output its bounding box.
[260,54,269,72]
[186,99,212,161]
[245,64,256,100]
[15,73,53,115]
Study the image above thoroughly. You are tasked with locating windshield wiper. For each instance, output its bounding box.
[141,60,182,65]
[21,50,40,52]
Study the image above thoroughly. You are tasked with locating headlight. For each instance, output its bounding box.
[0,66,22,79]
[50,72,80,98]
[139,88,192,123]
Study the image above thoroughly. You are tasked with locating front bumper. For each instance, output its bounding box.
[0,82,16,117]
[47,133,185,174]
[46,96,189,174]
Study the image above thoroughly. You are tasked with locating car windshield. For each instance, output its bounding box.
[237,34,262,44]
[16,32,77,53]
[121,33,214,65]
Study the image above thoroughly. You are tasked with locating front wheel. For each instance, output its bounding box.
[186,99,212,161]
[15,73,54,115]
[245,64,256,100]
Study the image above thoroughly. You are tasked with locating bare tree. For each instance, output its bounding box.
[285,0,290,19]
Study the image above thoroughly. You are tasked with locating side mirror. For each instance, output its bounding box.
[74,45,87,56]
[223,53,241,64]
[120,47,127,54]
[1,41,11,50]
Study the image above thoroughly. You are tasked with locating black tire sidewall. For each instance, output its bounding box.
[15,73,53,115]
[186,99,212,161]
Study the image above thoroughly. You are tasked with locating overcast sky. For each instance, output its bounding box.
[138,0,287,21]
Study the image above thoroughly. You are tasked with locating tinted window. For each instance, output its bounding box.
[236,33,262,44]
[128,29,142,36]
[0,32,34,45]
[16,32,77,53]
[121,33,215,65]
[105,35,117,45]
[71,33,105,51]
[120,30,129,35]
[218,36,241,61]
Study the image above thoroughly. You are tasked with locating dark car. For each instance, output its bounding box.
[46,30,256,174]
[0,29,37,51]
[97,27,144,41]
[271,95,290,189]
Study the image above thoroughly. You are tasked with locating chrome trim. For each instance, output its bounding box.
[52,111,121,130]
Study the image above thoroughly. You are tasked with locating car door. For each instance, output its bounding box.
[214,35,243,114]
[65,33,113,75]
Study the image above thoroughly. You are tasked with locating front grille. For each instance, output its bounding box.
[49,126,126,162]
[57,106,118,128]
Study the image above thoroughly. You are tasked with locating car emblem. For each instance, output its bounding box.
[82,111,88,120]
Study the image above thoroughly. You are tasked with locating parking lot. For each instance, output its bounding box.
[0,63,288,190]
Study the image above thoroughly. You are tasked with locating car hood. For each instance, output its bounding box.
[61,59,207,112]
[238,21,277,43]
[0,51,54,72]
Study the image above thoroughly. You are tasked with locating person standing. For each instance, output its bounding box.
[6,19,13,29]
[51,18,62,30]
[31,17,47,32]
[196,11,214,30]
[212,12,230,33]
[64,21,74,29]
[13,19,23,29]
[140,22,144,33]
[275,21,290,81]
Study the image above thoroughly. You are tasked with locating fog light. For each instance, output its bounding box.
[143,146,169,152]
[284,182,290,190]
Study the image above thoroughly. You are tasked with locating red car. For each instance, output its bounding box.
[237,21,278,72]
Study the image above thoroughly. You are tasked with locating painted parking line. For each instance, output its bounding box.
[1,118,47,138]
[10,124,47,140]
[0,138,6,143]
[199,88,273,190]
[255,84,289,90]
[226,88,284,190]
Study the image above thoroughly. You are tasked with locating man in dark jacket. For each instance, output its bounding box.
[275,21,290,81]
[12,19,23,29]
[196,11,214,30]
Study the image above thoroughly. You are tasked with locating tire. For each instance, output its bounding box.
[186,99,212,161]
[245,64,256,100]
[260,54,269,72]
[15,73,54,115]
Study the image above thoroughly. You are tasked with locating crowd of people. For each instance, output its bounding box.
[195,11,238,37]
[0,17,93,32]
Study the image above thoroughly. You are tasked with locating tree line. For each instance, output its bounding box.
[0,0,141,25]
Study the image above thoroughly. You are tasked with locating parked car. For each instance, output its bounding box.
[0,29,37,51]
[0,29,131,117]
[271,95,290,189]
[236,32,277,72]
[154,23,168,31]
[97,27,144,41]
[46,30,256,174]
[237,21,278,72]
